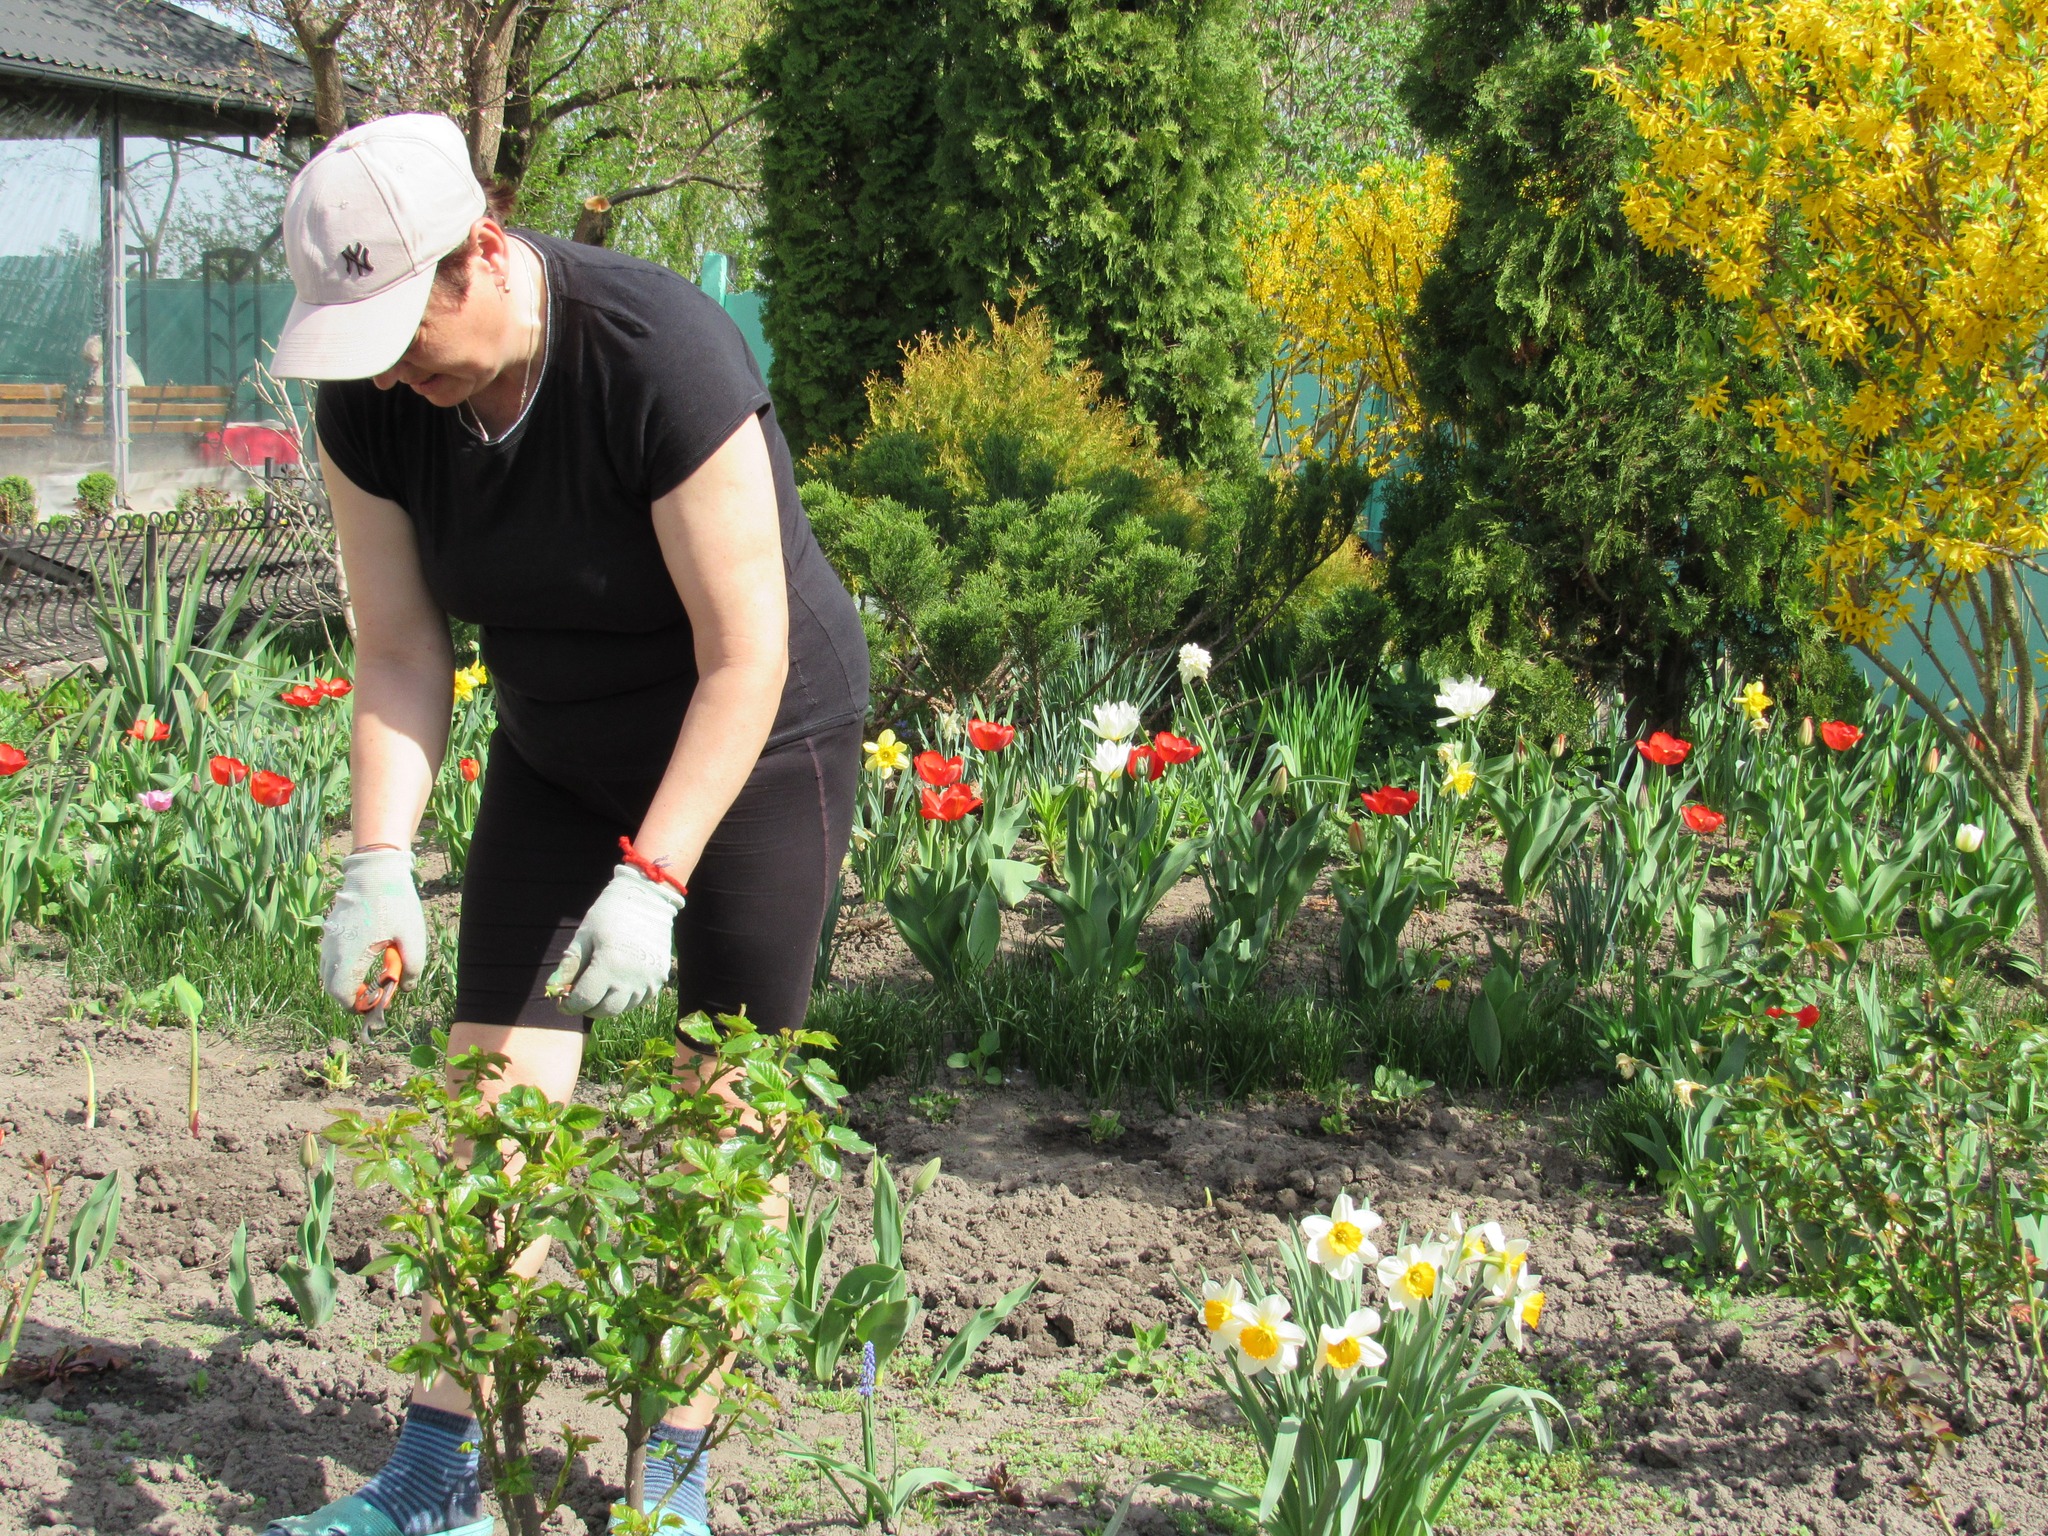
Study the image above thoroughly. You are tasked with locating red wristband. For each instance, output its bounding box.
[619,835,688,898]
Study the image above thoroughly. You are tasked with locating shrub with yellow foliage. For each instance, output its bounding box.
[1243,158,1456,475]
[1599,0,2048,959]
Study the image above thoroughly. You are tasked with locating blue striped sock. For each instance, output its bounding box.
[355,1403,482,1536]
[642,1424,710,1533]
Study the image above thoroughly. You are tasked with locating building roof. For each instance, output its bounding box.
[0,0,319,124]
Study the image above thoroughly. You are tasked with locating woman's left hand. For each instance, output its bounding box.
[546,863,687,1017]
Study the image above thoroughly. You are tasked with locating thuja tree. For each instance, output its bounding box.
[1378,0,1836,733]
[1601,0,2048,962]
[932,0,1269,471]
[743,0,953,455]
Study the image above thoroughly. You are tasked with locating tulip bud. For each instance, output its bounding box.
[1923,745,1942,774]
[1271,764,1289,797]
[1514,735,1528,762]
[300,1130,321,1173]
[1799,715,1815,748]
[1955,822,1985,854]
[911,1156,943,1197]
[1347,820,1366,856]
[1552,731,1568,759]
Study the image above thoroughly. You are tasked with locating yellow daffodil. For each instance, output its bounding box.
[1483,1238,1532,1298]
[1230,1293,1307,1376]
[1378,1242,1451,1314]
[1454,1217,1505,1271]
[1198,1278,1247,1353]
[452,662,489,702]
[1315,1308,1386,1379]
[862,728,910,777]
[1735,679,1772,728]
[1301,1193,1383,1282]
[1442,756,1478,798]
[1504,1270,1546,1349]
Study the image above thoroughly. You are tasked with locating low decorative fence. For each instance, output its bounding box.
[0,479,342,668]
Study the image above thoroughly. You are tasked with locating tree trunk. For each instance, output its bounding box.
[572,196,613,245]
[460,0,532,184]
[491,0,555,196]
[623,1403,651,1513]
[306,39,350,142]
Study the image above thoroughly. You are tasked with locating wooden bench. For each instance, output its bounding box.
[84,385,234,436]
[0,384,64,438]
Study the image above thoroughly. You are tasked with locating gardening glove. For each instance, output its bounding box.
[548,863,686,1018]
[317,848,427,1009]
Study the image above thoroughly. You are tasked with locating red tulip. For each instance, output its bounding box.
[249,770,294,808]
[1795,1004,1820,1029]
[1681,803,1725,834]
[967,718,1015,752]
[0,743,25,776]
[1151,731,1202,765]
[1766,1006,1786,1018]
[919,782,982,821]
[1820,720,1863,751]
[459,757,480,783]
[126,717,170,742]
[1127,744,1165,781]
[913,750,965,787]
[1636,731,1692,766]
[1359,785,1419,817]
[318,677,353,699]
[279,683,322,708]
[209,755,249,786]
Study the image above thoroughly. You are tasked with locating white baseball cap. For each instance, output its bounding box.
[273,114,488,380]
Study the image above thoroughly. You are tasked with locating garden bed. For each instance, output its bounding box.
[1,905,2042,1536]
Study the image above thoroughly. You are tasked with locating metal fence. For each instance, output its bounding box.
[0,478,342,667]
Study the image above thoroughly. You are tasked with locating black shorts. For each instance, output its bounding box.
[454,719,860,1032]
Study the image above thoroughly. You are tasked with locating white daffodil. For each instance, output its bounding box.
[1615,1053,1643,1081]
[1483,1238,1532,1298]
[1503,1270,1546,1350]
[1085,700,1143,743]
[1178,642,1213,686]
[1378,1242,1450,1314]
[1316,1308,1386,1379]
[1231,1292,1307,1376]
[1198,1278,1248,1352]
[1300,1193,1384,1282]
[1955,822,1985,854]
[1089,739,1130,778]
[1673,1078,1706,1109]
[1434,675,1495,728]
[1453,1217,1505,1272]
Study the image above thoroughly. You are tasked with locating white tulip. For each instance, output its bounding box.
[1089,739,1130,778]
[1177,642,1213,685]
[1433,675,1495,727]
[1085,700,1143,743]
[1955,822,1985,854]
[1315,1308,1387,1379]
[1230,1292,1307,1376]
[1300,1192,1384,1283]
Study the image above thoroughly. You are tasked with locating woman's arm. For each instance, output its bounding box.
[318,437,456,850]
[632,411,790,882]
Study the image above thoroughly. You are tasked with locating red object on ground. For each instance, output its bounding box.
[199,422,302,471]
[249,770,294,807]
[967,718,1015,751]
[1637,731,1692,765]
[1360,785,1419,816]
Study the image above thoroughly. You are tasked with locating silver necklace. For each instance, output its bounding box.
[462,242,547,444]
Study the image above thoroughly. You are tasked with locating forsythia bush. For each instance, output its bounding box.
[1599,0,2048,956]
[1243,158,1456,474]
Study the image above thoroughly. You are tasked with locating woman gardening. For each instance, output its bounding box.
[266,114,869,1536]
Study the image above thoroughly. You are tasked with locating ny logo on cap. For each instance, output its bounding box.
[338,243,374,278]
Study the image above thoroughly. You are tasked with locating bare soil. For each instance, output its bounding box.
[1,890,2043,1536]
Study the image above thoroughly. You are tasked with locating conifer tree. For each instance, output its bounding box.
[1380,0,1837,730]
[930,0,1268,470]
[744,0,953,456]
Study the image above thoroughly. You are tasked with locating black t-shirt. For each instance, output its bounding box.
[315,232,869,785]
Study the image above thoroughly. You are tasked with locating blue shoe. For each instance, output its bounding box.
[265,1495,494,1536]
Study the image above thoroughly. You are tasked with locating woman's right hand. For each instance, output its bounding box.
[318,848,428,1009]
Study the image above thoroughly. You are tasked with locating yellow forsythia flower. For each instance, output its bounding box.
[1688,376,1731,421]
